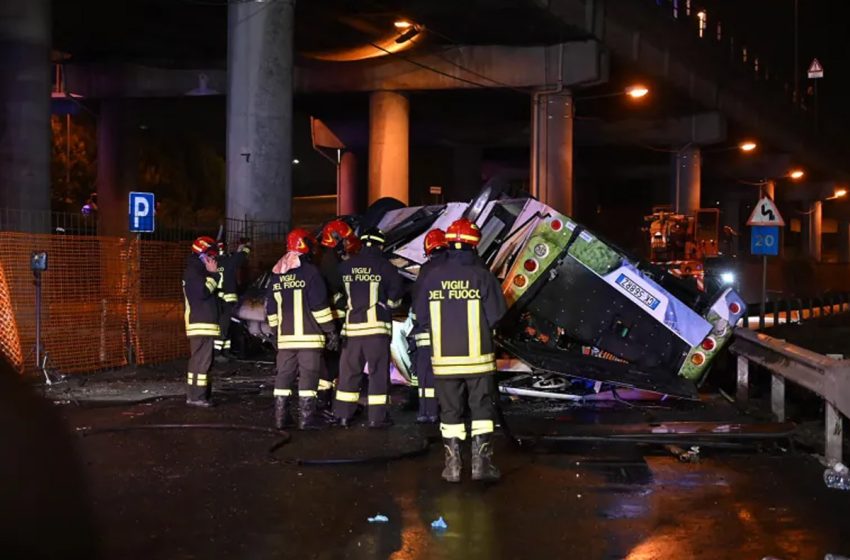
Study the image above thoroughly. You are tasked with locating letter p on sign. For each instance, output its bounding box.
[128,191,156,233]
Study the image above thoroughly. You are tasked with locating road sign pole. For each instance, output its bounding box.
[759,255,767,330]
[814,79,819,131]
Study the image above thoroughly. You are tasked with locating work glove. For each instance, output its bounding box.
[325,332,341,352]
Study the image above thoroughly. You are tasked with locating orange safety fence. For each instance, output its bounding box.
[0,233,129,373]
[0,261,24,371]
[130,239,190,365]
[0,232,286,375]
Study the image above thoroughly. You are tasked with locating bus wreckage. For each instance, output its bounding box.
[238,188,747,401]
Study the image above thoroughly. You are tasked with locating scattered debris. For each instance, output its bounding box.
[430,516,448,530]
[823,463,850,490]
[367,514,389,523]
[665,444,700,463]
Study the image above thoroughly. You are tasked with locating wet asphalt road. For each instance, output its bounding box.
[53,385,850,560]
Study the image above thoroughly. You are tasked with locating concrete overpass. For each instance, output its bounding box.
[2,0,847,264]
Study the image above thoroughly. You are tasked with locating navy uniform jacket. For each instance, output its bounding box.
[337,245,404,337]
[265,257,335,350]
[183,254,221,337]
[410,250,449,348]
[319,248,347,321]
[217,246,249,304]
[413,249,507,377]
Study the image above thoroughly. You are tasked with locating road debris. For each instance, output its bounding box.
[430,517,448,530]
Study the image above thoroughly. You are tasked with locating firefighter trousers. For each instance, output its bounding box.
[186,336,214,401]
[215,301,234,353]
[415,346,439,418]
[318,349,340,394]
[435,375,496,441]
[274,349,322,398]
[333,334,390,423]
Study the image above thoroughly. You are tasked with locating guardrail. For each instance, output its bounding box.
[739,292,850,329]
[729,328,848,465]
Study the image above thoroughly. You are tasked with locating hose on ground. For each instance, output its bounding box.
[76,423,292,455]
[275,437,434,466]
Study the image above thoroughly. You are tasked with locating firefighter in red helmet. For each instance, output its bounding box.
[409,228,449,423]
[183,236,221,407]
[414,218,507,481]
[332,228,404,428]
[316,219,358,409]
[265,228,338,429]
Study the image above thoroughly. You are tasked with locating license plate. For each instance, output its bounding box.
[616,274,660,310]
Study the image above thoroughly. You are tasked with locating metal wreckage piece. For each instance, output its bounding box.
[376,187,746,400]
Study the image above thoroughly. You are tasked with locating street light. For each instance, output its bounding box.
[625,84,649,99]
[738,141,757,153]
[394,19,413,29]
[789,169,805,180]
[826,188,847,200]
[577,84,651,101]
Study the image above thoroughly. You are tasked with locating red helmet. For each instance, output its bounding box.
[320,219,354,248]
[343,235,362,256]
[192,236,217,255]
[424,228,447,256]
[445,218,481,247]
[287,228,317,255]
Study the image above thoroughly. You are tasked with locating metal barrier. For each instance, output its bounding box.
[729,328,847,465]
[740,292,850,329]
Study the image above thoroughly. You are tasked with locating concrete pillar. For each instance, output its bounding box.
[0,0,51,231]
[337,150,357,216]
[452,145,483,202]
[96,99,139,237]
[672,146,701,215]
[368,91,409,204]
[804,200,822,262]
[838,220,850,264]
[226,0,294,227]
[531,92,574,216]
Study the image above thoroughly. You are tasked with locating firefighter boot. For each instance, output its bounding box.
[317,389,332,412]
[471,434,500,481]
[274,396,295,430]
[298,397,325,430]
[441,438,462,483]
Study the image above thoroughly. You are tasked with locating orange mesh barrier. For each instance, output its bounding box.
[0,261,24,370]
[131,240,189,364]
[0,233,286,375]
[0,233,129,373]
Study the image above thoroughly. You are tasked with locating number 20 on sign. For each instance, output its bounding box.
[751,226,779,256]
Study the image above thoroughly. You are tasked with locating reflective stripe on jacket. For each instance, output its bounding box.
[413,249,507,377]
[217,247,248,303]
[183,254,221,337]
[265,257,335,349]
[337,246,404,338]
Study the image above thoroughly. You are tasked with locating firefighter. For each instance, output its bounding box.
[183,236,222,407]
[316,219,356,409]
[215,238,250,360]
[414,218,507,482]
[266,228,339,430]
[333,227,404,428]
[410,228,449,423]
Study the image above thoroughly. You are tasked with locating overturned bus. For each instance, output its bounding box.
[373,190,746,399]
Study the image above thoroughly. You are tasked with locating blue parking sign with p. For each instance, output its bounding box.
[129,192,155,233]
[751,225,779,256]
